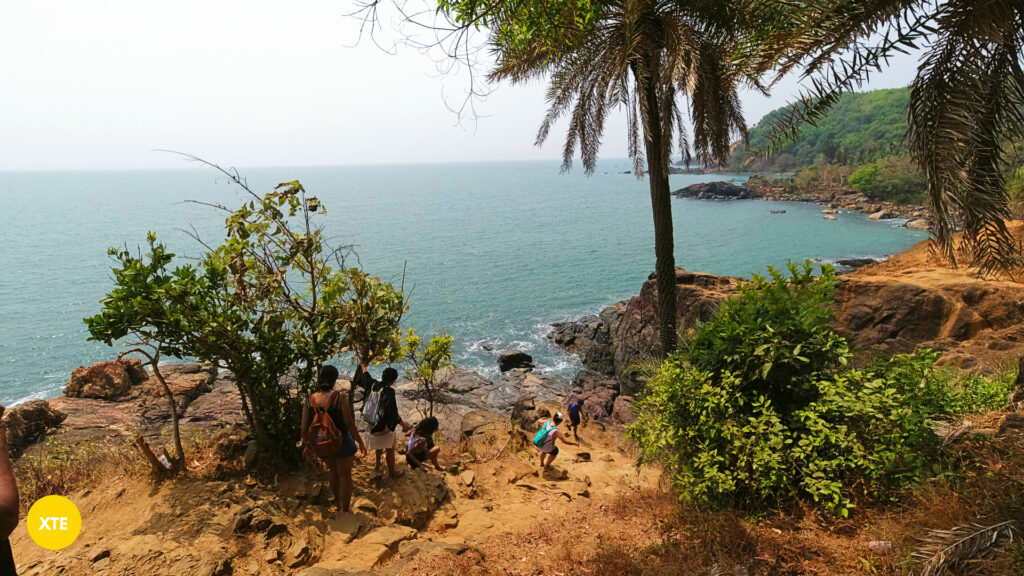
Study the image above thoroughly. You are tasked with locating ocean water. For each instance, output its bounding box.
[0,160,926,405]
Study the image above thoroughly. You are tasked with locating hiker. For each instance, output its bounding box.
[406,416,443,471]
[0,404,19,575]
[534,412,578,469]
[354,361,413,478]
[567,399,582,438]
[301,365,367,513]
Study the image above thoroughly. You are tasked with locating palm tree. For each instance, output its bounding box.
[756,0,1024,274]
[440,0,753,355]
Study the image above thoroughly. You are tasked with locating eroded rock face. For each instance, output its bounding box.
[579,388,616,419]
[612,269,740,395]
[64,359,148,399]
[611,396,636,426]
[4,400,67,455]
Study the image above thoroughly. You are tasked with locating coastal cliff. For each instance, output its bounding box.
[551,222,1024,392]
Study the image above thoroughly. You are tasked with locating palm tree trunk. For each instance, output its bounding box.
[638,58,679,356]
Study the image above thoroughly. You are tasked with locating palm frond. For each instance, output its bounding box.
[911,519,1016,576]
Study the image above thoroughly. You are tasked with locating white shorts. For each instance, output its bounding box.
[366,430,396,451]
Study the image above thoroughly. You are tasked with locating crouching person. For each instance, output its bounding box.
[406,417,443,471]
[533,412,577,469]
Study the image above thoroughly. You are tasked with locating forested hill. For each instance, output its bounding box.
[725,87,910,173]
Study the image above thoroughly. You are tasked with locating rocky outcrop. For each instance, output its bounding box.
[460,410,505,438]
[673,181,759,200]
[571,369,618,393]
[37,362,225,453]
[64,359,148,399]
[3,400,67,456]
[498,350,534,372]
[549,302,626,375]
[486,369,570,411]
[612,269,740,395]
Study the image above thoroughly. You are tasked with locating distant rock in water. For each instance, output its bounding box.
[498,350,534,372]
[835,258,879,271]
[672,181,758,200]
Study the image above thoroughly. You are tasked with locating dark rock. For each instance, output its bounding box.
[612,269,740,395]
[498,350,534,372]
[3,400,66,456]
[836,258,878,271]
[611,396,636,425]
[548,303,625,377]
[998,413,1024,436]
[672,181,759,201]
[572,369,618,393]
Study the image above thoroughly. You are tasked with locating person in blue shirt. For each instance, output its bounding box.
[567,400,582,439]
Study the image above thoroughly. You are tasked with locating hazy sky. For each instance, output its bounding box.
[0,1,920,171]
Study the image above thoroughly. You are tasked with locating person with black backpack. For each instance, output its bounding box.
[301,365,367,513]
[354,361,412,478]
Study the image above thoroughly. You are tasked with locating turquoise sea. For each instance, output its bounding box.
[0,160,926,405]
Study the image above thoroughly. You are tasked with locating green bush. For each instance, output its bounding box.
[628,261,1012,516]
[686,261,849,417]
[878,350,1014,415]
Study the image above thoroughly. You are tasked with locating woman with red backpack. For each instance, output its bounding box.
[301,365,367,513]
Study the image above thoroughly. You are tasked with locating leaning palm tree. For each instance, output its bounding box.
[437,0,753,356]
[755,0,1024,274]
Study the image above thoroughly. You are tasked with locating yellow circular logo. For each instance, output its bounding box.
[27,495,82,550]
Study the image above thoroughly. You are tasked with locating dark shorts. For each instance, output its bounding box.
[545,445,559,457]
[406,450,427,469]
[334,431,357,459]
[569,416,580,426]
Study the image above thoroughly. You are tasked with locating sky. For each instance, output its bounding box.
[0,1,921,171]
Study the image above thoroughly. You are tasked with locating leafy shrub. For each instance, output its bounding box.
[878,349,1014,415]
[628,261,987,516]
[686,261,848,417]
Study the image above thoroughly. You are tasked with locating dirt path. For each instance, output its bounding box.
[9,422,659,575]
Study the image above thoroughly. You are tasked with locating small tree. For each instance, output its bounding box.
[85,235,198,470]
[403,331,454,418]
[87,161,407,462]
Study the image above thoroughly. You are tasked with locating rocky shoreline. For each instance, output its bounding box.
[673,180,932,229]
[3,346,637,462]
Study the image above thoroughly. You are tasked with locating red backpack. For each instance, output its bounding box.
[306,391,343,458]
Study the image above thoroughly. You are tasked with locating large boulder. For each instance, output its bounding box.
[498,350,534,372]
[487,370,570,412]
[611,396,636,426]
[571,369,618,393]
[144,363,217,403]
[579,388,617,419]
[3,400,67,455]
[64,359,146,399]
[460,410,505,438]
